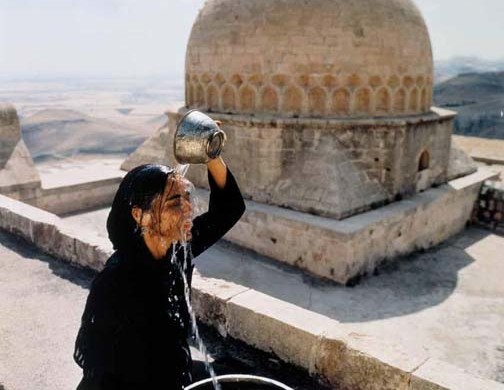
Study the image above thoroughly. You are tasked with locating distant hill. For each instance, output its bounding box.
[434,72,504,139]
[435,57,504,83]
[21,109,148,162]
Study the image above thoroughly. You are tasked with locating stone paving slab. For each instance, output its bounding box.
[0,231,92,389]
[1,194,504,389]
[36,156,126,190]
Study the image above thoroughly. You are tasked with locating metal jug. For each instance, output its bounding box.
[174,110,227,164]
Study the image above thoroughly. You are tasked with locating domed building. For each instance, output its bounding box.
[175,0,449,220]
[124,0,484,284]
[185,0,433,118]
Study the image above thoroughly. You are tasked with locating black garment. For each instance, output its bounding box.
[74,168,245,390]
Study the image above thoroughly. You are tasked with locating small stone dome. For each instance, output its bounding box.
[185,0,433,118]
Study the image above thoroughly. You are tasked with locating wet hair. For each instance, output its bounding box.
[107,164,174,251]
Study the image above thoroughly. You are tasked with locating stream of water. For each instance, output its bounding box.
[173,162,222,390]
[168,242,221,390]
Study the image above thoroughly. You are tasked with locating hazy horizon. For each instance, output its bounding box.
[1,0,504,79]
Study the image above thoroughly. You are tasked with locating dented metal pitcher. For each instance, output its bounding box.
[174,110,227,164]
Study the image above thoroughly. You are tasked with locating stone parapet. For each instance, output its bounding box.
[192,167,497,284]
[0,194,110,270]
[25,177,122,216]
[473,180,504,233]
[0,194,502,389]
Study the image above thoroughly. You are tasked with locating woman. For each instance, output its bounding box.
[73,155,245,389]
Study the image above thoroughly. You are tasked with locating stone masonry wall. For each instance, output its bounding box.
[473,180,504,233]
[224,169,492,285]
[170,109,454,220]
[396,116,453,195]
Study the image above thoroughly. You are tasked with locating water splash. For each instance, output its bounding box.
[175,163,190,178]
[171,241,222,390]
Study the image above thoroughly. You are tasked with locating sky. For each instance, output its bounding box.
[0,0,503,78]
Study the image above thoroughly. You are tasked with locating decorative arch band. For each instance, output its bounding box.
[185,72,433,117]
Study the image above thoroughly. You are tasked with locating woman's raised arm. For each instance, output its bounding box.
[189,158,245,258]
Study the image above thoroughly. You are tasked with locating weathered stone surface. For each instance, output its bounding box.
[0,103,21,168]
[0,140,41,197]
[186,0,433,118]
[473,180,504,233]
[25,177,122,216]
[183,168,496,284]
[0,194,109,271]
[411,358,504,390]
[124,107,455,222]
[0,194,59,242]
[226,289,335,371]
[452,135,504,165]
[191,271,249,337]
[447,146,478,181]
[314,326,427,390]
[0,104,41,198]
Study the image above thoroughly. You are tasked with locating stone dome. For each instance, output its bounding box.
[185,0,433,118]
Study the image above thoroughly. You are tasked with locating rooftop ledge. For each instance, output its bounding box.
[170,106,457,129]
[0,170,503,389]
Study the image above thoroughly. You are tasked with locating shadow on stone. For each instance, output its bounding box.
[0,230,95,290]
[191,324,331,390]
[194,227,490,323]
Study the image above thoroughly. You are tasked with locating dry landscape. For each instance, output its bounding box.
[0,76,183,163]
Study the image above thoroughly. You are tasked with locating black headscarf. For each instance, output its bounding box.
[106,164,174,252]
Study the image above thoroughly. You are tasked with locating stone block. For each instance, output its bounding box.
[191,272,249,337]
[29,218,61,259]
[225,204,353,283]
[0,103,21,168]
[29,177,122,216]
[226,289,334,370]
[0,194,58,242]
[51,223,78,265]
[410,359,504,390]
[73,237,110,271]
[314,327,427,390]
[0,140,41,197]
[0,194,112,272]
[447,146,478,181]
[0,104,41,197]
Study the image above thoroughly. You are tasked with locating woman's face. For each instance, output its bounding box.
[154,175,194,244]
[133,174,195,246]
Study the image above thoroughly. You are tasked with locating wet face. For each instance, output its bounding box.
[154,175,194,243]
[132,174,195,248]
